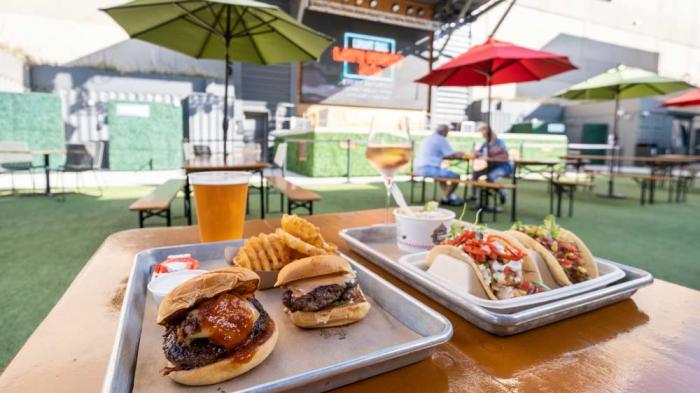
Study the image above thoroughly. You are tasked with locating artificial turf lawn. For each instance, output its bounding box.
[0,178,698,369]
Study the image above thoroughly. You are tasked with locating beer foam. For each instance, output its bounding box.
[188,171,251,185]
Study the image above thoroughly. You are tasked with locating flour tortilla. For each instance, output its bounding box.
[506,229,598,287]
[426,231,543,301]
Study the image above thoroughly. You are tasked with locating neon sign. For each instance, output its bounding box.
[332,32,404,81]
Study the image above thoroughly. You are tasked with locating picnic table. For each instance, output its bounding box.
[561,154,700,199]
[35,149,67,195]
[182,157,271,222]
[0,148,66,195]
[450,154,566,221]
[2,209,699,392]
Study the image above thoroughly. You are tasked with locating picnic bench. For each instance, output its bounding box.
[128,179,185,227]
[607,173,684,205]
[433,177,515,222]
[551,179,593,217]
[265,176,321,215]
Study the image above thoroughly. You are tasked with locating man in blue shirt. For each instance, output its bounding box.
[415,124,466,206]
[469,125,513,204]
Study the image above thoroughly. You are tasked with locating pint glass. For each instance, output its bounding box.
[189,171,251,242]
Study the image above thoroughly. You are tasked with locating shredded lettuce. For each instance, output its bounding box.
[424,201,439,212]
[446,203,490,241]
[511,220,523,230]
[543,214,560,239]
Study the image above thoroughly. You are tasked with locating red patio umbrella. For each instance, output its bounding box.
[661,88,700,107]
[416,37,577,134]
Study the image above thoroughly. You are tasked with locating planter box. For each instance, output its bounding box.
[281,131,568,177]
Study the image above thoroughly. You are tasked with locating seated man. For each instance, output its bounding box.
[469,125,513,204]
[414,124,466,206]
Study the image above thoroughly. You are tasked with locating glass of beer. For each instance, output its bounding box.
[189,171,251,242]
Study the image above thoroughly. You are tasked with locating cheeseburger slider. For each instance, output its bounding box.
[157,267,277,386]
[274,255,370,328]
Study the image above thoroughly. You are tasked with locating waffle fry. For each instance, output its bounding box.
[234,233,291,271]
[281,214,338,253]
[276,228,329,257]
[231,215,337,271]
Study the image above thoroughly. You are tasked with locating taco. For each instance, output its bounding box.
[507,215,598,286]
[430,224,548,300]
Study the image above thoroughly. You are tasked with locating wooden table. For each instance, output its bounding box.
[3,209,699,392]
[182,158,271,222]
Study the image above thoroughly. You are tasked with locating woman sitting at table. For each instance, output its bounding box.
[468,125,513,205]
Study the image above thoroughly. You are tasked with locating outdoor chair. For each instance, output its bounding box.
[58,143,104,196]
[0,141,38,194]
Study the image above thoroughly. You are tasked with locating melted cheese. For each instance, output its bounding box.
[287,272,355,296]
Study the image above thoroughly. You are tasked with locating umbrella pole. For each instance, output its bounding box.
[608,94,620,196]
[222,38,231,162]
[598,93,626,199]
[487,82,492,139]
[485,80,492,158]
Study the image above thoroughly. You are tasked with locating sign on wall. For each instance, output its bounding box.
[333,33,404,81]
[301,11,428,110]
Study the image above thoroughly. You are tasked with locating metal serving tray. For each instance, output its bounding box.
[399,251,626,313]
[339,224,654,336]
[102,241,453,393]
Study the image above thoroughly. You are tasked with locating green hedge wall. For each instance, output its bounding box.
[283,131,568,177]
[0,92,64,167]
[108,101,182,171]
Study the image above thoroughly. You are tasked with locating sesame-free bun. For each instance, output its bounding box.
[274,255,353,287]
[286,300,371,328]
[167,321,278,386]
[157,267,260,325]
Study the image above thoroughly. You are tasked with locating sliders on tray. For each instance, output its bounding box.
[157,267,277,386]
[275,255,370,328]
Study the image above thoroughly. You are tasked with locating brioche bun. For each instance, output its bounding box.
[167,322,278,386]
[157,267,260,325]
[275,255,370,328]
[286,300,370,328]
[275,255,352,287]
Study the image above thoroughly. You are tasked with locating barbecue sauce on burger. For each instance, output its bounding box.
[195,294,256,349]
[162,294,271,374]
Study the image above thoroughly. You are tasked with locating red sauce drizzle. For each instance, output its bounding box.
[197,294,254,350]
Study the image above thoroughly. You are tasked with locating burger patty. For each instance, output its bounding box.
[282,282,357,312]
[162,297,270,371]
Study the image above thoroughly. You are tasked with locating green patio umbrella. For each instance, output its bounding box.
[102,0,333,158]
[556,64,693,197]
[557,64,693,142]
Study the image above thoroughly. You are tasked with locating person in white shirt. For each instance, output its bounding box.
[414,124,466,206]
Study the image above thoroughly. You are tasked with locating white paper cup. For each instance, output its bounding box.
[394,207,456,253]
[147,269,208,306]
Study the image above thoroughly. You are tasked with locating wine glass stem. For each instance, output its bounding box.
[384,176,393,224]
